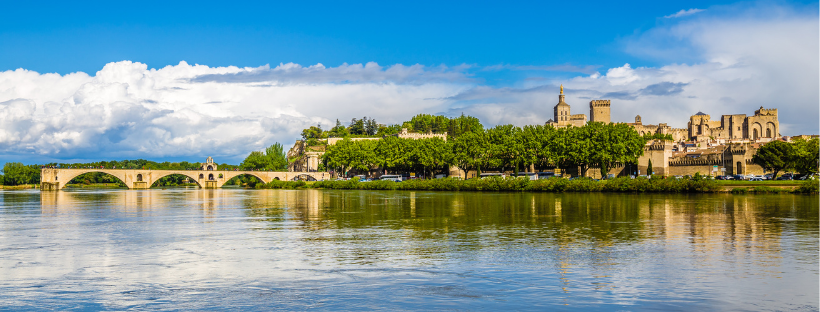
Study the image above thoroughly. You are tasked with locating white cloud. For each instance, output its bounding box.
[665,8,705,18]
[0,61,471,162]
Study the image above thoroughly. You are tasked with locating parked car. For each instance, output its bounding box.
[537,172,559,179]
[379,175,403,182]
[480,173,506,179]
[749,177,764,181]
[775,175,793,180]
[517,172,538,181]
[763,173,774,180]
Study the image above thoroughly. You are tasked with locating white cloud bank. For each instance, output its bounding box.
[0,61,470,162]
[0,2,815,163]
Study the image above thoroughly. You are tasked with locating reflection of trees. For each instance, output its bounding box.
[274,190,817,279]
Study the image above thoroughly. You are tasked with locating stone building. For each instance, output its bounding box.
[687,106,779,142]
[546,85,602,128]
[589,100,611,123]
[200,156,217,171]
[626,115,689,142]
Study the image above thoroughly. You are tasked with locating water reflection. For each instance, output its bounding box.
[0,189,816,310]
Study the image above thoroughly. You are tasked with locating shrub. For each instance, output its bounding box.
[258,179,307,189]
[794,180,819,194]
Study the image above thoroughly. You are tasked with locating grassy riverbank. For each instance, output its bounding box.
[256,177,818,194]
[0,184,39,190]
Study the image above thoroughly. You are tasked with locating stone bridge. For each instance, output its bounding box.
[40,168,330,190]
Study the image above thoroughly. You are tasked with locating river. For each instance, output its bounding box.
[0,189,817,311]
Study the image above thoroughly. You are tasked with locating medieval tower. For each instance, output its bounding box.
[589,100,611,123]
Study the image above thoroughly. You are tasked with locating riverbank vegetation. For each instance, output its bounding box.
[310,176,723,193]
[253,175,818,194]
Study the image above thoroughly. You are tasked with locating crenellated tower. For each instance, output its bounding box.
[589,99,611,123]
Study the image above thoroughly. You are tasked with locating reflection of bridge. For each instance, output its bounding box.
[39,168,330,190]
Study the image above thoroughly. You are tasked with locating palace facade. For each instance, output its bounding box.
[545,86,780,143]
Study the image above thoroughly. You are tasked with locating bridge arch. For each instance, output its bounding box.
[58,170,128,189]
[218,171,271,188]
[291,173,318,181]
[148,171,203,188]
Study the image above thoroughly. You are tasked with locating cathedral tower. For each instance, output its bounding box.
[553,85,571,126]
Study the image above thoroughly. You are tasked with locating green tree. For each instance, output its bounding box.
[647,159,653,176]
[265,143,288,171]
[2,162,39,186]
[520,125,560,171]
[240,151,269,170]
[375,136,412,173]
[450,131,487,178]
[323,139,377,176]
[448,113,484,137]
[411,138,451,178]
[348,118,365,135]
[791,138,819,175]
[364,117,379,136]
[590,122,645,179]
[329,119,349,137]
[753,140,793,178]
[487,125,524,175]
[557,126,595,177]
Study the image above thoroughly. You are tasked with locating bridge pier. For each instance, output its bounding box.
[41,182,60,191]
[204,181,218,189]
[133,181,149,189]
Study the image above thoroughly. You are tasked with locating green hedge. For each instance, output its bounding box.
[311,176,723,193]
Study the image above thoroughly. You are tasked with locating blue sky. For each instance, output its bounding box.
[4,1,809,78]
[0,0,817,163]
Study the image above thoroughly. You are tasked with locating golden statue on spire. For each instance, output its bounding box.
[560,84,563,94]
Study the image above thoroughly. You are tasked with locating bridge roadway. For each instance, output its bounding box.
[40,168,330,190]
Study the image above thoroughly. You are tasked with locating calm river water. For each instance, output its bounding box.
[0,189,817,311]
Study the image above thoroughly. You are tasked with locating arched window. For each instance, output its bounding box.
[753,129,758,140]
[766,128,771,137]
[208,174,214,181]
[207,165,213,170]
[199,174,204,179]
[218,173,223,178]
[736,162,742,175]
[137,174,143,182]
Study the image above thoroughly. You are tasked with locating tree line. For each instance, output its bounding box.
[300,114,485,147]
[322,122,647,179]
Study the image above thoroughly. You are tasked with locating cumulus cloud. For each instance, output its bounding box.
[0,61,470,162]
[0,2,815,163]
[664,8,705,18]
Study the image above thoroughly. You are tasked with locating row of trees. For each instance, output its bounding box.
[753,138,819,177]
[322,122,646,178]
[300,114,486,147]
